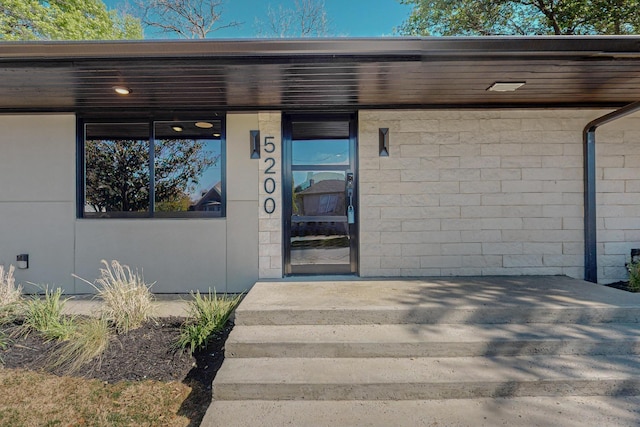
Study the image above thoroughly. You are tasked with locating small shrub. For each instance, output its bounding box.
[19,286,76,341]
[176,289,242,355]
[0,331,7,364]
[48,317,111,375]
[628,260,640,292]
[75,260,154,334]
[0,303,18,327]
[0,265,22,323]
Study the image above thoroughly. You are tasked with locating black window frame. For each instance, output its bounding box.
[77,114,226,219]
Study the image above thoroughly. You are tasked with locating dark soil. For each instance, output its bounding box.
[0,317,231,424]
[605,281,639,293]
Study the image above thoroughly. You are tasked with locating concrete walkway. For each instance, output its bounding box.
[202,276,640,427]
[62,294,191,318]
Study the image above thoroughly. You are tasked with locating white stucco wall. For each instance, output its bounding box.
[359,109,640,283]
[0,114,76,291]
[225,114,260,291]
[74,113,260,293]
[1,113,259,294]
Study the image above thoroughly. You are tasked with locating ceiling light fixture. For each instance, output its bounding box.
[213,132,221,137]
[113,86,131,95]
[195,121,213,129]
[172,125,184,132]
[487,82,526,92]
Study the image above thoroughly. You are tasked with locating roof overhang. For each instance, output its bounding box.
[0,36,639,113]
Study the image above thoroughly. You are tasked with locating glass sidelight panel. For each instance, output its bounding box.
[283,114,358,275]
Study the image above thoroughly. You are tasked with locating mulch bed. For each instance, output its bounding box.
[0,316,230,386]
[605,281,639,293]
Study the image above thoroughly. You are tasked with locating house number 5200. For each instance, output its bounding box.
[263,136,276,214]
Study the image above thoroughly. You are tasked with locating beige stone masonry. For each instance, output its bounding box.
[359,110,640,283]
[257,112,283,279]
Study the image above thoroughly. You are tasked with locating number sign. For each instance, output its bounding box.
[263,136,277,214]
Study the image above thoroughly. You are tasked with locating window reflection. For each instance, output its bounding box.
[290,221,350,265]
[292,171,346,216]
[286,116,355,274]
[154,121,222,214]
[84,123,150,215]
[83,119,224,218]
[292,139,349,165]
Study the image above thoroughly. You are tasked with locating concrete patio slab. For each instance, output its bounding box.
[236,276,640,325]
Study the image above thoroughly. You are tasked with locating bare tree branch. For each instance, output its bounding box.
[256,0,331,38]
[135,0,241,39]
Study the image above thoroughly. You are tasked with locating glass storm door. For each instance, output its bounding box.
[283,114,358,275]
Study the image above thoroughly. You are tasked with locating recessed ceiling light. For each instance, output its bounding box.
[487,82,526,92]
[195,121,213,129]
[113,86,131,95]
[213,132,221,137]
[172,125,184,132]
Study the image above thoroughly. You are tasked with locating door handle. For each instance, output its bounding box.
[346,172,355,224]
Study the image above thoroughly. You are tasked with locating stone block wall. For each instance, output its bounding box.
[258,112,283,279]
[597,115,640,282]
[359,109,640,283]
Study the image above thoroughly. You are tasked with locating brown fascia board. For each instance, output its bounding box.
[0,36,639,63]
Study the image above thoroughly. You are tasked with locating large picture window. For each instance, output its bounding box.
[80,118,225,218]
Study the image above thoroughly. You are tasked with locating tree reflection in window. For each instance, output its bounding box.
[84,120,223,217]
[85,126,150,213]
[154,137,220,213]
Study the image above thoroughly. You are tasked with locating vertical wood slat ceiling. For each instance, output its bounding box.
[0,37,639,112]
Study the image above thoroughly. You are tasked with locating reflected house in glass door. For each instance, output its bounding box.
[285,114,357,274]
[293,178,348,241]
[295,178,345,216]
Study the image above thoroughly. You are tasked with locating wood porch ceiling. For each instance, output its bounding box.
[0,37,639,112]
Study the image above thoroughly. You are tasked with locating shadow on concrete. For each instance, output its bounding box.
[388,276,640,399]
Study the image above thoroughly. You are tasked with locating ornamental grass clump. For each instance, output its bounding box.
[176,289,242,355]
[48,317,111,375]
[19,285,75,341]
[92,260,154,334]
[628,260,640,293]
[0,265,22,323]
[0,331,7,364]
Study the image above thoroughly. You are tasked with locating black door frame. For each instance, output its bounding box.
[282,112,359,276]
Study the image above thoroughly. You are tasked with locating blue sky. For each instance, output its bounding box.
[105,0,413,38]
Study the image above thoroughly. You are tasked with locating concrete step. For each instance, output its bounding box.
[225,323,640,358]
[206,278,640,425]
[202,396,640,427]
[213,355,640,401]
[236,305,640,325]
[236,279,640,325]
